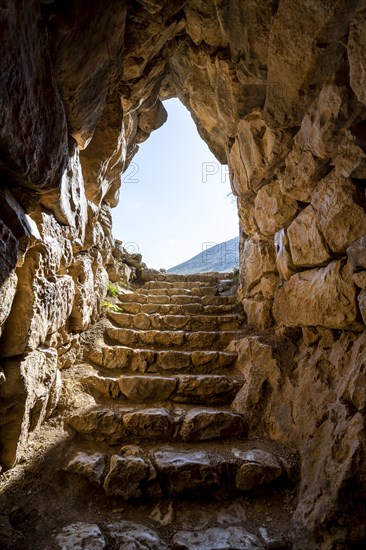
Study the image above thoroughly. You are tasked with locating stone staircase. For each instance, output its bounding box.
[63,272,295,504]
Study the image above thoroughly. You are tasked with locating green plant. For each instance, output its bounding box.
[107,282,120,297]
[102,300,123,313]
[232,267,239,283]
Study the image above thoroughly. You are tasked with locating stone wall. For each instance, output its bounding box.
[0,0,365,547]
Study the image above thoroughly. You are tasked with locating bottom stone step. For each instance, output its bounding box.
[64,440,295,501]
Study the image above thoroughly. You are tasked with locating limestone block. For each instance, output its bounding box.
[0,349,60,467]
[180,409,244,442]
[233,449,283,491]
[358,290,366,324]
[27,212,74,275]
[56,523,105,550]
[174,375,241,405]
[280,145,327,202]
[274,229,294,281]
[103,454,149,498]
[348,3,366,106]
[39,143,87,249]
[347,235,366,271]
[229,111,291,194]
[249,274,280,301]
[240,234,277,293]
[65,452,106,487]
[123,408,174,439]
[118,375,177,402]
[312,172,366,253]
[229,336,281,428]
[353,272,366,289]
[254,180,298,235]
[0,268,17,339]
[67,409,127,444]
[154,449,221,494]
[173,526,263,550]
[300,85,349,159]
[243,298,273,331]
[273,261,357,329]
[287,205,332,267]
[0,190,41,265]
[0,274,75,358]
[0,0,68,190]
[237,193,258,236]
[69,255,95,332]
[108,521,167,550]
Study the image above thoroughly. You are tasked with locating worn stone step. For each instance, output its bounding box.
[90,344,237,374]
[135,286,222,297]
[143,280,224,290]
[64,439,293,500]
[67,405,245,444]
[118,293,238,306]
[116,301,242,316]
[140,271,233,283]
[108,312,245,332]
[82,373,243,405]
[106,327,241,350]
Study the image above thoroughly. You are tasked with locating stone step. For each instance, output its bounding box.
[106,327,241,350]
[116,301,242,316]
[135,286,221,297]
[108,311,245,332]
[66,405,246,444]
[140,271,233,283]
[89,344,237,374]
[64,439,293,500]
[82,373,243,405]
[143,280,230,290]
[118,293,238,306]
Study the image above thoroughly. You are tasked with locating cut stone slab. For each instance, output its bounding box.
[56,522,105,550]
[103,454,149,498]
[172,526,264,550]
[173,375,242,404]
[67,408,127,444]
[123,408,174,439]
[180,409,245,441]
[154,450,221,494]
[108,521,168,550]
[65,452,106,487]
[232,449,283,491]
[118,375,177,402]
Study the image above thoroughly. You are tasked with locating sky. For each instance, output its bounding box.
[111,98,239,270]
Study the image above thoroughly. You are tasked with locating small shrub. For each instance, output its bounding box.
[107,282,120,297]
[102,300,123,313]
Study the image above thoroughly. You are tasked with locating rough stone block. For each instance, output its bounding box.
[273,261,357,328]
[0,274,75,357]
[0,348,60,467]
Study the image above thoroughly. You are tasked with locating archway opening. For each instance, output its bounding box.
[112,98,239,272]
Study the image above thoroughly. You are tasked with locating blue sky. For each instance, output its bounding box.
[112,98,238,269]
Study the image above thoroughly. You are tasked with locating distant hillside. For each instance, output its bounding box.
[168,236,239,275]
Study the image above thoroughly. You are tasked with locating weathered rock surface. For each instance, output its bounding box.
[273,261,357,329]
[56,522,105,550]
[0,349,60,467]
[173,526,264,550]
[0,1,365,547]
